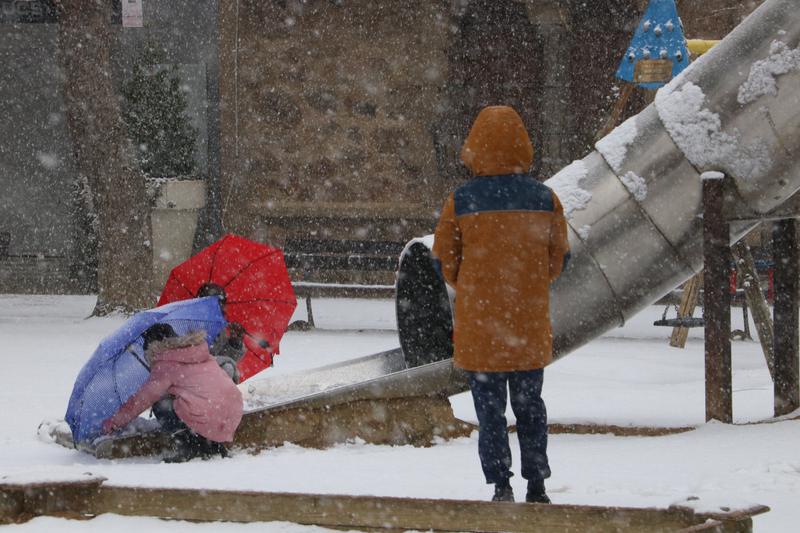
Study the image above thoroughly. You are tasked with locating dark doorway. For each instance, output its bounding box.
[434,0,544,185]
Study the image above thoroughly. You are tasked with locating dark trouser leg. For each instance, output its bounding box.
[508,369,550,481]
[152,396,186,433]
[468,371,513,484]
[153,398,227,459]
[152,397,205,462]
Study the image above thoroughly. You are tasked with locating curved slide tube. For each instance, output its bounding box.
[399,0,800,364]
[247,0,800,411]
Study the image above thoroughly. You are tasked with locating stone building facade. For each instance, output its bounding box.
[217,0,764,251]
[0,0,221,292]
[0,0,764,291]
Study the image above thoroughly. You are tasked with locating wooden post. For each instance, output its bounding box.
[703,176,732,423]
[732,240,774,378]
[670,273,702,348]
[772,219,800,416]
[595,82,634,141]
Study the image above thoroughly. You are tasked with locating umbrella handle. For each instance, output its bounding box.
[243,331,272,353]
[228,323,270,350]
[242,335,275,369]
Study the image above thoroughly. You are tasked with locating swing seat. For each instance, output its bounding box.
[653,316,705,328]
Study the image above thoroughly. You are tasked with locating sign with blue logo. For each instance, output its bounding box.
[615,0,689,89]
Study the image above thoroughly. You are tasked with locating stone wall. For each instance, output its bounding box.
[0,24,78,259]
[0,1,220,294]
[221,0,771,246]
[219,0,458,244]
[0,0,767,292]
[678,0,764,39]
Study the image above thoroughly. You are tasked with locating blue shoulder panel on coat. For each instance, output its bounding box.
[454,174,554,216]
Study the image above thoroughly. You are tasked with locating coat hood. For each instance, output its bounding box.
[460,106,534,177]
[146,330,211,364]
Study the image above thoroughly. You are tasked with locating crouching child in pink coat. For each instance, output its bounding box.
[102,323,244,462]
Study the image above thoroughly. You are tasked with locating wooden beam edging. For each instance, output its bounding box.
[547,423,694,438]
[235,394,474,451]
[0,478,105,524]
[1,479,769,532]
[82,395,476,460]
[47,418,699,462]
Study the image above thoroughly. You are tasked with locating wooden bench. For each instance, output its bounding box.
[253,202,436,329]
[284,238,403,278]
[1,478,769,531]
[283,238,404,329]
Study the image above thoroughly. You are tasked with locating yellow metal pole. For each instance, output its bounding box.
[687,39,720,57]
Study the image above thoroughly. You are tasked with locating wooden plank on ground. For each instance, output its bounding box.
[547,423,693,438]
[0,478,104,524]
[1,480,769,532]
[87,485,766,533]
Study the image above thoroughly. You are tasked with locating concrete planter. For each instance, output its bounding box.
[150,179,206,293]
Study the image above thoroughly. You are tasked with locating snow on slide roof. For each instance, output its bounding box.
[620,171,648,202]
[655,82,770,181]
[738,40,800,105]
[546,159,590,220]
[595,115,638,173]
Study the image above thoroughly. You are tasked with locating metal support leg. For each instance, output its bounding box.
[773,219,799,416]
[305,296,315,329]
[703,176,732,423]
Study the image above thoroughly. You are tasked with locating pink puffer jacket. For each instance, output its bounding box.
[104,331,243,443]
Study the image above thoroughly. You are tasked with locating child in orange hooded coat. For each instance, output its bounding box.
[433,106,570,503]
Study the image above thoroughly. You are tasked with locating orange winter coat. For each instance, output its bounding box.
[433,106,570,372]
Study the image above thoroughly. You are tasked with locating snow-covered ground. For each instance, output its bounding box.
[1,294,797,532]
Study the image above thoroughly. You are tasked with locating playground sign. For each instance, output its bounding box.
[633,59,673,84]
[615,0,690,89]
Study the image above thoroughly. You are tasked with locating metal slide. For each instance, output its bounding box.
[245,0,800,413]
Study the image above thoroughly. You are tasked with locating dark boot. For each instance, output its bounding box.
[492,480,515,502]
[212,441,230,459]
[198,439,230,459]
[526,478,551,504]
[163,430,202,463]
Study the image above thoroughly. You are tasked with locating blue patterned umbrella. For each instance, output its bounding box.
[65,297,227,444]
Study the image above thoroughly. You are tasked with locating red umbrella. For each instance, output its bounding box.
[158,234,297,381]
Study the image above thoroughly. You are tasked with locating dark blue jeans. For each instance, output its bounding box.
[468,369,550,484]
[152,397,186,433]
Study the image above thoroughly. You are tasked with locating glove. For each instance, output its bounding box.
[101,418,119,435]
